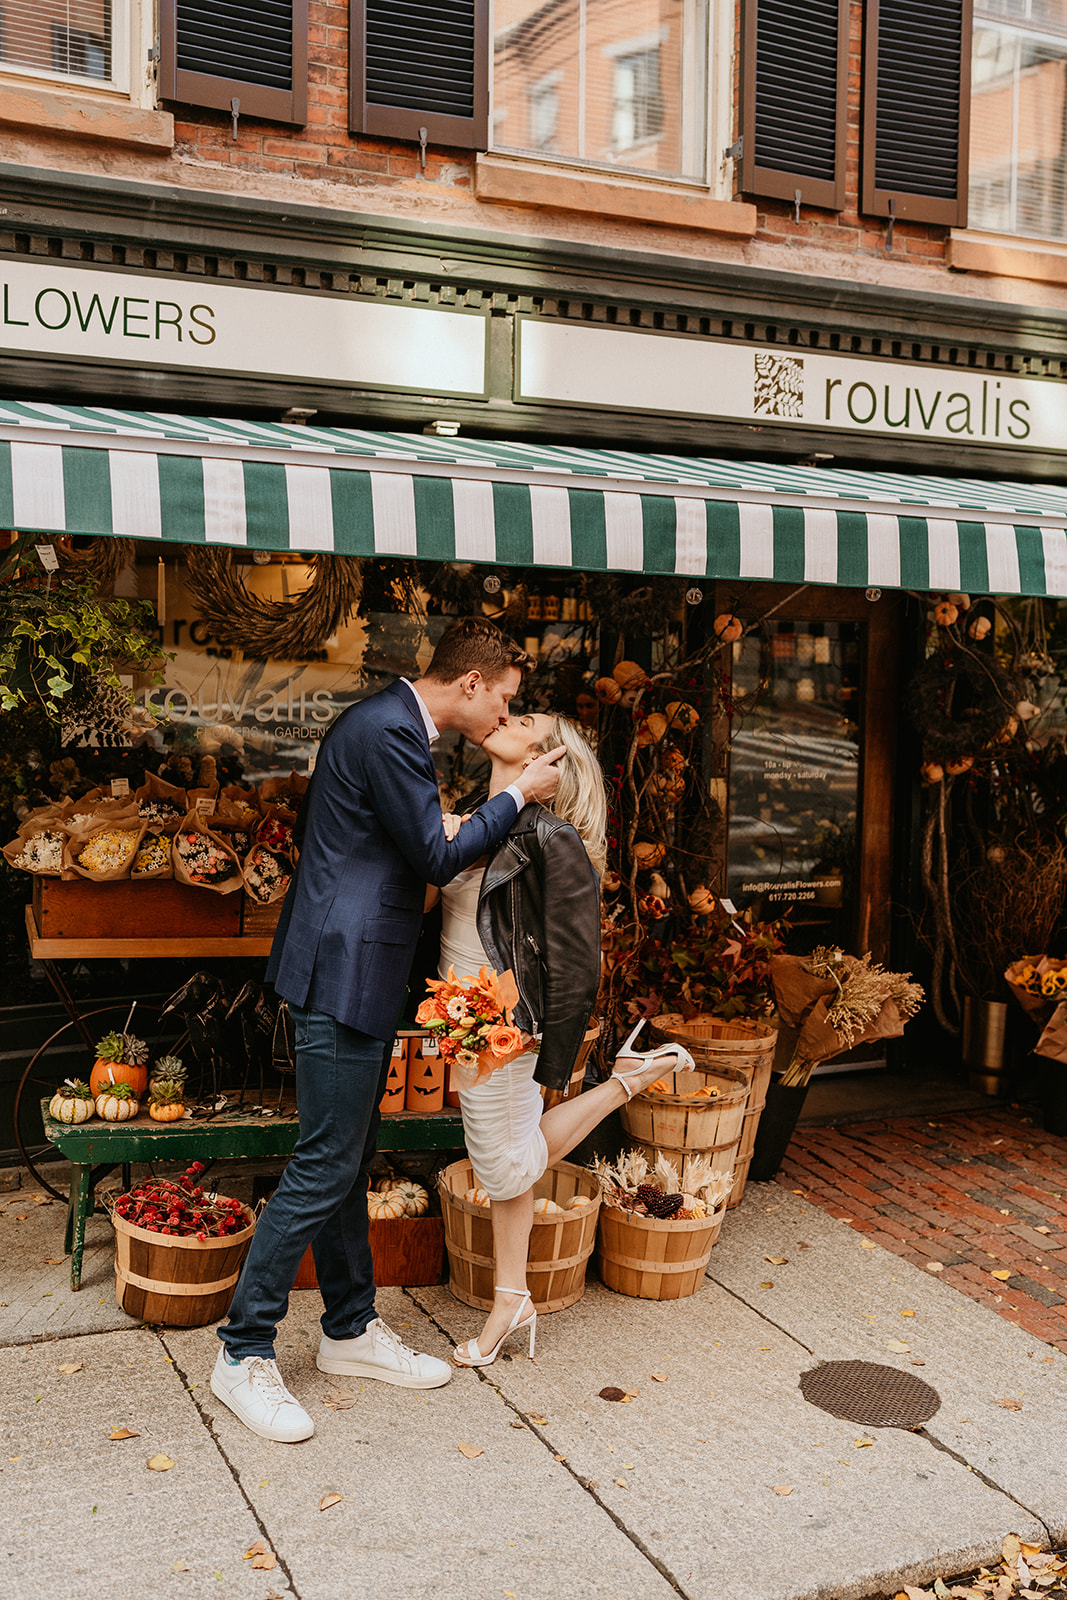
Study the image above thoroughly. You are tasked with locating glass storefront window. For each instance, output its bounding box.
[727,620,861,950]
[492,0,709,182]
[970,1,1067,241]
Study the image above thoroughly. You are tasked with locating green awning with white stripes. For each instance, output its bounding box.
[2,399,1066,597]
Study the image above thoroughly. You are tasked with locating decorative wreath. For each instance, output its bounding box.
[580,573,690,636]
[57,537,135,591]
[184,549,364,659]
[906,648,1019,762]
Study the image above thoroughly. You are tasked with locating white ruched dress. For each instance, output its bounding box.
[439,867,549,1202]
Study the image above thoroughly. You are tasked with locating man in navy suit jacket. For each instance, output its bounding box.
[212,619,565,1442]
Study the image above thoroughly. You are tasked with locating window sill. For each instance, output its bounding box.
[474,154,756,238]
[948,229,1067,288]
[0,79,174,151]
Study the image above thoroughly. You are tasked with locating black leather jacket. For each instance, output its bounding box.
[473,801,601,1092]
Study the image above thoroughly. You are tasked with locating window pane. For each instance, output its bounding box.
[493,0,708,182]
[971,5,1067,240]
[0,0,112,81]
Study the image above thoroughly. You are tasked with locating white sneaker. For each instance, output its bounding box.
[210,1348,315,1442]
[317,1317,451,1389]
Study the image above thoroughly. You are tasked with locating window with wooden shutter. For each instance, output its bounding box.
[862,0,972,225]
[159,0,308,124]
[350,0,489,148]
[740,0,849,210]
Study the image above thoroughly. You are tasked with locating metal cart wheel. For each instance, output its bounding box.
[13,1003,188,1200]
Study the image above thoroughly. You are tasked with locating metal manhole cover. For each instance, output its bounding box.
[799,1361,941,1428]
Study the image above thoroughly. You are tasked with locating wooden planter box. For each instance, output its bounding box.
[294,1215,446,1291]
[33,876,241,939]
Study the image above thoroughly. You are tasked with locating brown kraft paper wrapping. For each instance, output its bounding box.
[64,813,146,882]
[1037,1001,1067,1065]
[134,772,188,835]
[172,810,243,894]
[3,815,70,877]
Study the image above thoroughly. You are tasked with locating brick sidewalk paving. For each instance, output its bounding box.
[776,1104,1067,1353]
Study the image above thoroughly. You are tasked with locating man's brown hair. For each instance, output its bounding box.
[423,616,533,684]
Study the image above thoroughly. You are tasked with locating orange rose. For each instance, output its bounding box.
[415,998,441,1025]
[487,1024,523,1058]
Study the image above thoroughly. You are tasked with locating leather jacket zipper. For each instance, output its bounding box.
[509,875,539,1023]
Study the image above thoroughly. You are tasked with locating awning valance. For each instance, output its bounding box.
[1,400,1066,597]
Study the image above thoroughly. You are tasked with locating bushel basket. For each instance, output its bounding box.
[651,1014,778,1207]
[439,1159,600,1314]
[113,1206,255,1328]
[596,1202,725,1300]
[619,1062,748,1184]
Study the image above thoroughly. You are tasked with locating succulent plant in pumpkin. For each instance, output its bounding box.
[49,1078,95,1124]
[148,1057,187,1123]
[95,1081,140,1121]
[89,1030,150,1098]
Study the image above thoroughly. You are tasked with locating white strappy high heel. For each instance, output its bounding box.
[611,1019,696,1101]
[453,1287,537,1367]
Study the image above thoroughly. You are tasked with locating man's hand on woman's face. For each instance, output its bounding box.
[516,746,565,804]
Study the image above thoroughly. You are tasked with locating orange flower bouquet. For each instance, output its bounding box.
[416,965,534,1092]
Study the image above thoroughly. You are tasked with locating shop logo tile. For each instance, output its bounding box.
[754,352,804,419]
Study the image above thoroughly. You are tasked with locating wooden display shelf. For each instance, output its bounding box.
[26,904,275,959]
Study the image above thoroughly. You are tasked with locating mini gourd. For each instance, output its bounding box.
[49,1078,94,1125]
[382,1179,429,1218]
[367,1190,406,1221]
[95,1081,140,1122]
[148,1056,187,1123]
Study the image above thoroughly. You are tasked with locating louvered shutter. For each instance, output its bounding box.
[159,0,308,124]
[350,0,489,148]
[740,0,849,210]
[862,0,972,225]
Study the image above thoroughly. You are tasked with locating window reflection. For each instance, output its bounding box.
[493,0,708,182]
[971,1,1067,240]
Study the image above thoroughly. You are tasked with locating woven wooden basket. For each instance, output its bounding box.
[596,1202,725,1300]
[439,1158,600,1314]
[650,1014,778,1206]
[619,1063,748,1184]
[113,1206,255,1328]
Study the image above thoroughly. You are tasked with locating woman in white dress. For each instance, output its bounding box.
[430,713,691,1367]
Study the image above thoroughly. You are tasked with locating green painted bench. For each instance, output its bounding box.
[41,1101,465,1291]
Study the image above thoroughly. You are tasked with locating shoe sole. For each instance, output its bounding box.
[315,1354,451,1389]
[209,1374,315,1442]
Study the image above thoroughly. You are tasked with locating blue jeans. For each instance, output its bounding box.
[219,1005,391,1360]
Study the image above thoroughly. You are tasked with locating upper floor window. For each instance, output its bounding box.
[0,0,117,86]
[970,0,1067,240]
[492,0,709,183]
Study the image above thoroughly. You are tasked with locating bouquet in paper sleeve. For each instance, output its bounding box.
[772,946,924,1088]
[417,965,533,1092]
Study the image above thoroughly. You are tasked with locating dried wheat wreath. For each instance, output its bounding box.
[184,548,363,658]
[906,648,1018,763]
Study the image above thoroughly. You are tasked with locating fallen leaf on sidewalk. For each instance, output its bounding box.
[765,1256,788,1265]
[772,1484,793,1496]
[926,1262,945,1272]
[57,1362,83,1375]
[457,1441,483,1459]
[933,1580,952,1599]
[650,1372,668,1382]
[509,1421,525,1429]
[1035,1226,1051,1235]
[244,1543,266,1560]
[319,1493,343,1511]
[759,1281,775,1289]
[886,1340,911,1353]
[991,1270,1012,1281]
[554,1454,566,1463]
[997,1397,1023,1411]
[31,1195,53,1206]
[146,1454,174,1472]
[322,1388,358,1411]
[251,1553,276,1571]
[901,1309,916,1317]
[1002,1534,1022,1566]
[108,1428,139,1441]
[170,1561,190,1573]
[599,1387,627,1402]
[527,1413,548,1425]
[860,1240,877,1250]
[44,1259,65,1267]
[615,1477,628,1488]
[855,1436,875,1448]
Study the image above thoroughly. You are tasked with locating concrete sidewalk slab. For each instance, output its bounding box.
[415,1272,1042,1600]
[709,1183,1067,1537]
[165,1288,680,1600]
[0,1327,266,1600]
[0,1195,138,1345]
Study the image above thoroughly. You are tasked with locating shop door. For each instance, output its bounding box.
[715,585,902,960]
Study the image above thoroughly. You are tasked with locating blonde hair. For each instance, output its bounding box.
[537,715,608,877]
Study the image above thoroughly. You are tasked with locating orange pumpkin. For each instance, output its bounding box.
[149,1101,185,1122]
[713,613,743,643]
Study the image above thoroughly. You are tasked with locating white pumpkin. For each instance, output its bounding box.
[383,1180,429,1217]
[533,1197,562,1215]
[95,1089,139,1122]
[49,1079,94,1124]
[367,1190,405,1220]
[464,1186,490,1207]
[567,1194,593,1209]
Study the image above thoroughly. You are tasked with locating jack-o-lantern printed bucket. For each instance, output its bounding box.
[379,1037,407,1114]
[405,1032,445,1113]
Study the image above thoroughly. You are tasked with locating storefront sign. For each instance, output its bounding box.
[517,318,1067,454]
[0,260,488,396]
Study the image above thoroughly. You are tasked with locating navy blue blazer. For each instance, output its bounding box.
[265,681,519,1038]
